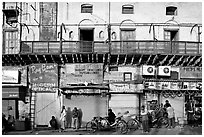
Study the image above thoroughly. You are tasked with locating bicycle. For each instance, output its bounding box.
[86,116,128,134]
[127,115,142,131]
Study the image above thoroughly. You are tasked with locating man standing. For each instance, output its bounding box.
[141,105,150,133]
[60,106,67,132]
[166,104,175,129]
[72,107,79,129]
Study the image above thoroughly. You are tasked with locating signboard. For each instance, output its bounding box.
[30,64,58,92]
[60,63,103,86]
[2,66,28,86]
[63,89,105,94]
[2,70,19,83]
[144,81,201,90]
[104,72,124,82]
[180,67,202,79]
[110,83,143,93]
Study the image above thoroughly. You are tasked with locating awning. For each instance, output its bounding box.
[60,83,109,90]
[2,86,27,99]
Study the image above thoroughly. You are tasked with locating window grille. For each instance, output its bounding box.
[122,5,134,14]
[166,6,177,15]
[81,4,93,13]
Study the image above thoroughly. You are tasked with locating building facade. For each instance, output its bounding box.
[2,2,202,129]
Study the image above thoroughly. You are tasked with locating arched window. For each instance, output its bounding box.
[122,5,134,14]
[99,31,104,39]
[166,6,177,16]
[81,4,93,13]
[69,31,74,39]
[111,32,116,40]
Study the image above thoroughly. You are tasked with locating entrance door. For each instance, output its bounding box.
[79,29,94,52]
[121,29,135,53]
[164,30,179,53]
[2,100,17,119]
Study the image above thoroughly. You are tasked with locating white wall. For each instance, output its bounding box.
[16,2,201,42]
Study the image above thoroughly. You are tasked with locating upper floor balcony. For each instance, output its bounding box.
[19,40,202,55]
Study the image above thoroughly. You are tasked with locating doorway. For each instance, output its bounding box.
[79,29,94,52]
[120,29,136,53]
[164,30,179,53]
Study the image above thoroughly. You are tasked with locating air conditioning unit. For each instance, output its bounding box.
[142,65,155,76]
[158,66,171,76]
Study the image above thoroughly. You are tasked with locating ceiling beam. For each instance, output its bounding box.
[152,54,158,65]
[35,54,40,63]
[92,54,94,63]
[28,54,33,64]
[88,54,90,63]
[193,56,201,66]
[123,54,128,65]
[131,55,135,65]
[159,55,168,66]
[175,55,184,66]
[75,54,79,63]
[167,55,176,66]
[138,55,143,65]
[116,54,120,66]
[180,56,191,66]
[80,54,83,63]
[43,55,47,63]
[187,56,197,66]
[103,54,105,63]
[146,55,152,65]
[72,54,75,63]
[60,54,64,64]
[96,53,98,63]
[65,54,69,63]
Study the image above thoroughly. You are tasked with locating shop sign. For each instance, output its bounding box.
[146,82,156,89]
[180,67,202,79]
[188,82,198,90]
[2,66,28,86]
[145,81,201,91]
[110,83,143,93]
[60,63,103,85]
[2,70,19,83]
[170,82,179,90]
[104,72,124,82]
[63,89,103,94]
[30,64,58,92]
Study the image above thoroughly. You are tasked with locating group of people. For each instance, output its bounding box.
[2,114,15,134]
[141,100,176,133]
[49,106,83,131]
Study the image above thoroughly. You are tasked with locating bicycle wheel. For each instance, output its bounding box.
[158,117,168,128]
[86,121,93,131]
[116,120,128,134]
[127,119,140,131]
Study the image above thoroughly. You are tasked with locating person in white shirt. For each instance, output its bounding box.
[60,106,67,131]
[166,104,175,129]
[141,105,150,133]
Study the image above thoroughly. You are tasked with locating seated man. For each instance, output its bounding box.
[108,109,116,125]
[50,116,58,130]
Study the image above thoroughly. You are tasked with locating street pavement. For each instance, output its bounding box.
[4,125,202,135]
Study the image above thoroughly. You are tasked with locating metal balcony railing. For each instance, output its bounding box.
[19,40,202,55]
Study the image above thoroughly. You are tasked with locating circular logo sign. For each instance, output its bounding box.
[147,67,153,73]
[163,67,169,73]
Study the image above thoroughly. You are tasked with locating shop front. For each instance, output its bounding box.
[61,85,109,127]
[109,83,144,116]
[29,63,60,127]
[60,63,106,126]
[144,79,202,124]
[2,67,29,131]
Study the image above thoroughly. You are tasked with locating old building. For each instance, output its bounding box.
[2,2,202,129]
